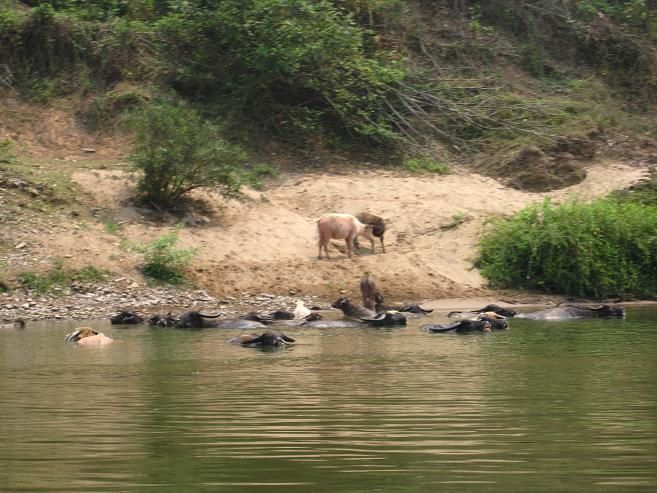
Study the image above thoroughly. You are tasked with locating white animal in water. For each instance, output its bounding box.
[65,327,113,346]
[293,300,311,320]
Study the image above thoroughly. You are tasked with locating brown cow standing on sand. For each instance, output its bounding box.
[317,213,376,259]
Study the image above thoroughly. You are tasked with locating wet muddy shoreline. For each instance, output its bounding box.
[1,277,652,324]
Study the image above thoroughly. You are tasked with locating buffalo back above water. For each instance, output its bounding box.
[515,304,625,320]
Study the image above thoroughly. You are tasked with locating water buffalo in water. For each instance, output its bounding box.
[227,331,295,347]
[110,311,144,325]
[145,312,177,327]
[514,304,625,320]
[65,327,113,345]
[478,313,510,330]
[448,304,517,319]
[175,311,267,329]
[0,318,25,329]
[272,319,365,328]
[332,297,377,319]
[422,319,493,333]
[331,297,407,326]
[358,311,407,327]
[241,310,296,325]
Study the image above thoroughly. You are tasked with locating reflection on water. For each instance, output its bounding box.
[1,308,657,492]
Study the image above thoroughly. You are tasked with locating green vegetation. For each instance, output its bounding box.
[0,259,9,293]
[103,219,121,235]
[131,230,196,284]
[612,173,657,207]
[128,99,246,207]
[403,157,451,175]
[241,163,279,190]
[0,1,656,174]
[477,199,657,299]
[17,262,110,294]
[0,139,14,163]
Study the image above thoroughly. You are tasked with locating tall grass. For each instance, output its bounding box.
[477,198,657,299]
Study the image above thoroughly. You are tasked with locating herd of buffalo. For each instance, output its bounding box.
[59,271,626,348]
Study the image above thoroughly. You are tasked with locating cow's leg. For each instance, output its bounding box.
[380,235,385,253]
[318,241,329,260]
[345,237,353,258]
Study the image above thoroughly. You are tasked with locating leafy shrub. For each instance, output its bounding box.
[477,198,657,299]
[128,99,246,208]
[132,230,196,284]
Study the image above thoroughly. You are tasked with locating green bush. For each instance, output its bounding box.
[132,230,196,284]
[128,99,246,208]
[477,198,657,299]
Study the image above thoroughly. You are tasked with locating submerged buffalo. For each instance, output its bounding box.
[448,304,517,319]
[515,304,625,320]
[110,311,144,325]
[145,312,177,327]
[241,310,296,325]
[358,311,407,327]
[272,319,365,328]
[65,327,113,345]
[422,319,493,333]
[175,311,267,329]
[0,318,25,329]
[227,331,295,347]
[478,313,510,330]
[397,304,433,315]
[331,297,376,319]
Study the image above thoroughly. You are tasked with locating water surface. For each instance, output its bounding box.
[1,307,657,492]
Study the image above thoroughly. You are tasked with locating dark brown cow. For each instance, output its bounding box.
[355,212,386,253]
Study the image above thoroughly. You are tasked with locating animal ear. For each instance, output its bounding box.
[282,335,295,342]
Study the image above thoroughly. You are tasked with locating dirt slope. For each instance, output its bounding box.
[65,160,647,305]
[0,97,651,307]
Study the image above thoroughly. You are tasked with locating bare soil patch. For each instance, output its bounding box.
[1,100,654,315]
[66,160,647,305]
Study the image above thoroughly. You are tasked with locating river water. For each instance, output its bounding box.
[1,306,656,492]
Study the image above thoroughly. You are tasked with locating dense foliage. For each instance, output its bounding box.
[477,199,657,299]
[153,0,406,144]
[1,1,656,151]
[128,99,245,207]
